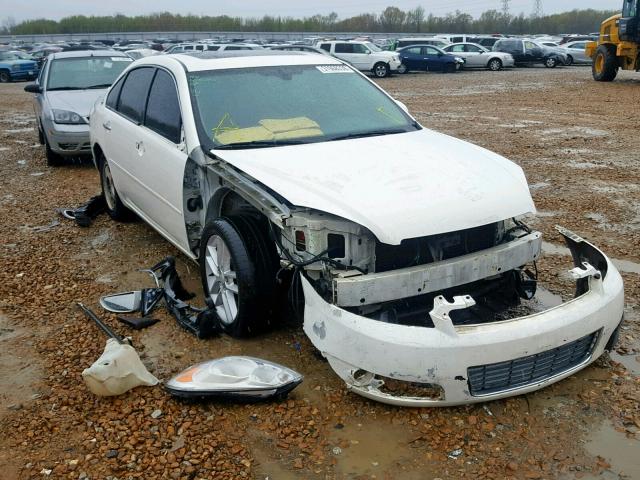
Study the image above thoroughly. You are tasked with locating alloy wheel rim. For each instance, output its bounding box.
[102,163,117,211]
[375,65,386,77]
[204,234,239,325]
[490,60,500,70]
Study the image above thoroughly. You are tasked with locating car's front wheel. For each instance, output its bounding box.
[372,62,390,78]
[44,136,63,166]
[488,58,503,71]
[544,57,558,68]
[199,216,279,338]
[0,70,11,83]
[99,155,131,220]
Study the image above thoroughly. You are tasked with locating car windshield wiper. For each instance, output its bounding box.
[327,128,409,142]
[86,84,112,89]
[46,86,85,91]
[213,139,310,150]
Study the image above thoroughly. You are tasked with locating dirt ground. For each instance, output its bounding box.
[1,66,639,480]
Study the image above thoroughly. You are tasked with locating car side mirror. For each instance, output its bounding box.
[24,83,41,94]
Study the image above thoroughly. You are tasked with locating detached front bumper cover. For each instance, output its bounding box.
[302,227,624,406]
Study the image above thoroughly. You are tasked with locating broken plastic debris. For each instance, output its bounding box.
[82,339,159,396]
[448,448,463,459]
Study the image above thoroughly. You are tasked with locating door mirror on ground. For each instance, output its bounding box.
[100,291,142,313]
[24,83,41,94]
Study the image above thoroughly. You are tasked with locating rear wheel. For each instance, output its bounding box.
[0,70,11,83]
[397,63,408,74]
[99,155,131,220]
[372,62,390,78]
[488,58,503,71]
[565,55,574,66]
[592,44,618,82]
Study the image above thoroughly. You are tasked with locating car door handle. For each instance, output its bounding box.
[135,141,145,156]
[102,121,111,131]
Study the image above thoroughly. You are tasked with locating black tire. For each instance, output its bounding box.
[44,135,63,166]
[397,63,409,74]
[199,217,277,338]
[0,70,11,83]
[444,62,457,73]
[592,44,618,82]
[372,62,390,78]
[544,57,558,68]
[565,55,574,66]
[37,122,45,145]
[488,58,503,71]
[98,154,131,220]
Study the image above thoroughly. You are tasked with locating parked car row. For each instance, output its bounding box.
[20,48,626,407]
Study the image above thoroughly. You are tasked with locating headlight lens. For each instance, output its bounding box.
[52,109,86,125]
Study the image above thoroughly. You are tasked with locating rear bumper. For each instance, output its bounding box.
[302,227,624,406]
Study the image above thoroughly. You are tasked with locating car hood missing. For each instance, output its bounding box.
[214,129,536,244]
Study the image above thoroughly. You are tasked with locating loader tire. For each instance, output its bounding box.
[592,44,618,82]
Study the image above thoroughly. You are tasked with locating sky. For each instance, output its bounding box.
[4,0,622,23]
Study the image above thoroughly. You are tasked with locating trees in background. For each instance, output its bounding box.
[1,8,616,35]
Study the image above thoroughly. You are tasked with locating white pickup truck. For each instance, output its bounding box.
[317,40,402,77]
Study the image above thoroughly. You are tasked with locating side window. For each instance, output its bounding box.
[423,47,439,55]
[195,45,204,51]
[37,60,47,84]
[466,44,481,52]
[335,43,354,54]
[524,41,536,50]
[320,43,331,52]
[352,44,369,54]
[184,45,194,51]
[405,47,421,54]
[452,37,464,43]
[207,45,220,51]
[144,70,182,143]
[572,42,586,49]
[450,45,466,52]
[117,67,155,123]
[106,75,125,109]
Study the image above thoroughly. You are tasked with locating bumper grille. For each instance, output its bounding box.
[467,330,600,396]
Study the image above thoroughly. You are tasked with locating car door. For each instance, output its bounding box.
[133,68,190,251]
[33,59,48,127]
[445,44,468,65]
[569,42,588,62]
[423,46,444,71]
[524,41,543,63]
[101,67,155,211]
[400,46,423,69]
[334,43,370,69]
[464,43,485,67]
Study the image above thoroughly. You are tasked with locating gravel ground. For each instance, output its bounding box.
[1,66,639,480]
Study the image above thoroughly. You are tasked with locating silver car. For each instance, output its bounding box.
[24,50,132,165]
[442,42,514,71]
[560,41,592,65]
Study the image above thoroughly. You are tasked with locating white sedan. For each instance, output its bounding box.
[443,42,515,70]
[90,51,623,407]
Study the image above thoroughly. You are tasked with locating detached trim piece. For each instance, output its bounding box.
[333,231,542,307]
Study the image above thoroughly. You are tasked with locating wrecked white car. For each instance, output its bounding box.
[89,51,624,406]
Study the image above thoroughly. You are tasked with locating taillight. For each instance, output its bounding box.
[295,230,306,251]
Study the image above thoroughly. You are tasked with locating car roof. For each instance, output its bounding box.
[49,50,128,60]
[135,50,343,72]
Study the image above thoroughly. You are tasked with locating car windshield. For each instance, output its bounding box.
[189,64,419,149]
[0,52,27,61]
[46,56,132,90]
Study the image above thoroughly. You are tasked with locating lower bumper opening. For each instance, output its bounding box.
[467,329,601,396]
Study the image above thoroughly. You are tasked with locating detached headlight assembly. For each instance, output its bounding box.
[52,109,87,125]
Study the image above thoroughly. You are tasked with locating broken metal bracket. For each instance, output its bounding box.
[569,261,603,295]
[429,295,476,336]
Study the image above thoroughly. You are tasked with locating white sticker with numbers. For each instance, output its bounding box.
[316,65,353,73]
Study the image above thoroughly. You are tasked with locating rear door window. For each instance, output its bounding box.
[117,67,155,123]
[144,69,182,143]
[335,43,354,54]
[319,43,331,52]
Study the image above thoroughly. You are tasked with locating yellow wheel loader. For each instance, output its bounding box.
[586,0,640,81]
